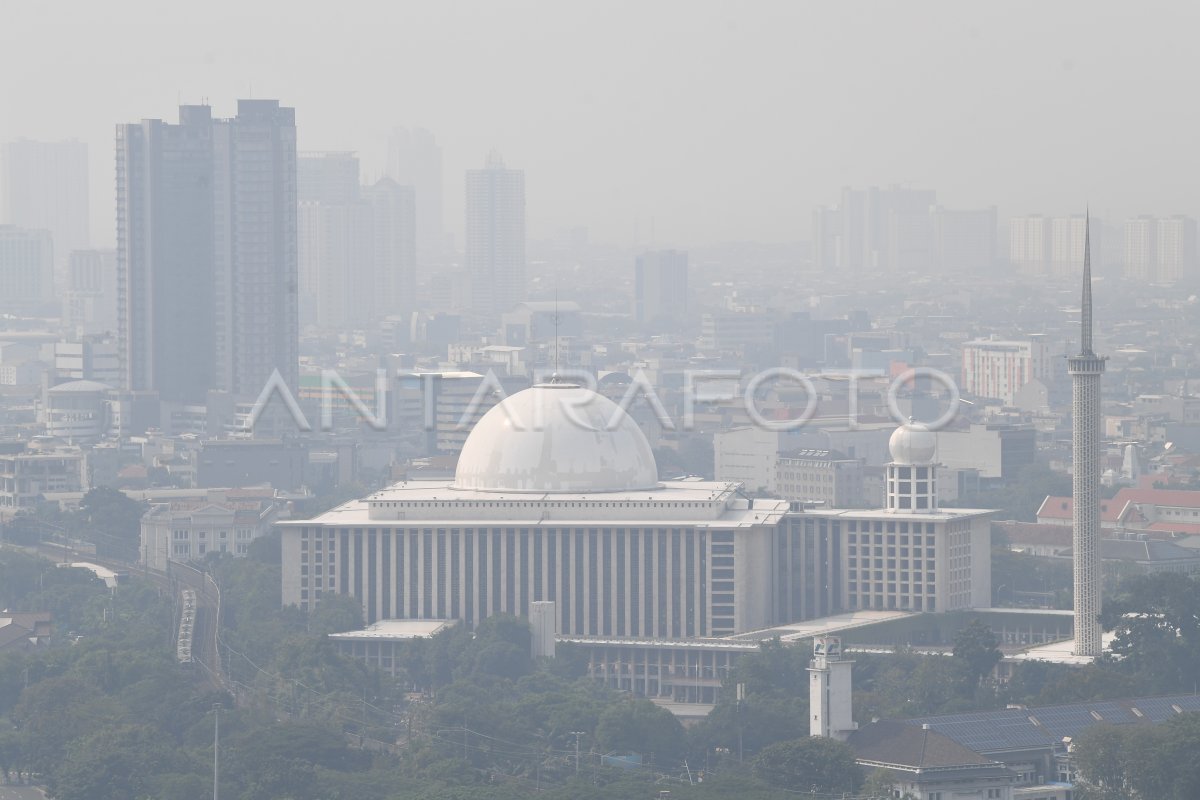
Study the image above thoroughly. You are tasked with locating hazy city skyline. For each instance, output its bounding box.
[3,1,1199,248]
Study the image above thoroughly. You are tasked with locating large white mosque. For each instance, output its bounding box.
[281,382,795,638]
[280,380,995,645]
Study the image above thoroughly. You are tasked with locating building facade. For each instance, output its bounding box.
[465,151,525,318]
[0,225,54,312]
[0,138,89,276]
[634,249,689,326]
[961,338,1051,406]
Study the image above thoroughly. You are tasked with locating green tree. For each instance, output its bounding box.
[952,621,1002,688]
[308,593,364,635]
[751,737,861,794]
[594,699,687,766]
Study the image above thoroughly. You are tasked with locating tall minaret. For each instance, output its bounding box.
[1068,213,1106,658]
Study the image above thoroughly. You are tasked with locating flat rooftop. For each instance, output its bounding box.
[328,618,458,641]
[726,609,919,642]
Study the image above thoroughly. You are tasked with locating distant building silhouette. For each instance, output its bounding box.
[0,225,54,313]
[116,100,298,403]
[0,139,90,278]
[465,151,525,317]
[386,127,443,256]
[634,249,688,326]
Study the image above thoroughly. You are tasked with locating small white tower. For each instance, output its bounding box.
[808,636,857,740]
[885,421,938,513]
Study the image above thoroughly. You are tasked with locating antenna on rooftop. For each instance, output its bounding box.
[553,282,561,378]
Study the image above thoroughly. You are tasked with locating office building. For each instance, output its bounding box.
[386,127,443,256]
[0,225,54,312]
[1009,215,1050,275]
[365,178,417,317]
[1123,215,1156,281]
[634,249,689,326]
[1155,215,1197,284]
[0,139,89,276]
[117,100,298,404]
[932,206,996,274]
[960,338,1051,406]
[465,151,525,317]
[64,249,118,335]
[298,152,371,328]
[140,489,282,569]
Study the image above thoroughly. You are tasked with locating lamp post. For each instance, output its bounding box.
[212,702,221,800]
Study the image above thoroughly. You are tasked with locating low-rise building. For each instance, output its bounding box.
[139,488,282,569]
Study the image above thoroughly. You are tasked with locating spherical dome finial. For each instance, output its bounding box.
[453,383,661,493]
[889,421,936,465]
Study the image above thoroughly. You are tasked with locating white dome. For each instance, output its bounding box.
[889,422,936,465]
[453,383,661,493]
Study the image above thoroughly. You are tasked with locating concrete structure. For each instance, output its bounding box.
[0,225,54,312]
[44,379,110,441]
[329,619,458,677]
[776,449,865,508]
[1067,216,1105,658]
[0,138,89,276]
[0,441,87,511]
[961,338,1051,406]
[634,249,689,326]
[365,178,417,317]
[279,383,794,637]
[117,101,298,403]
[805,423,994,612]
[808,635,857,740]
[935,423,1036,481]
[529,600,556,659]
[465,151,525,317]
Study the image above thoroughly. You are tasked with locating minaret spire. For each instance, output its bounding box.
[1081,210,1093,355]
[1068,207,1106,659]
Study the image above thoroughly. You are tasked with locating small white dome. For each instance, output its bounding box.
[453,383,661,493]
[889,422,936,465]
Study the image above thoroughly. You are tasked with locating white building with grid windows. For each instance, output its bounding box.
[803,423,993,613]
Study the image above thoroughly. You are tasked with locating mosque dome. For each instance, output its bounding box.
[888,421,937,465]
[452,382,661,493]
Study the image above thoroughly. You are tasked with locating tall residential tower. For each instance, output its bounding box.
[465,151,525,318]
[1068,215,1105,658]
[116,100,298,403]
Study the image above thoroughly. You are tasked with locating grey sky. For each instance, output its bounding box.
[2,0,1197,248]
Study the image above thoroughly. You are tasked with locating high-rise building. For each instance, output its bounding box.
[0,225,54,313]
[932,206,995,274]
[64,249,118,335]
[1155,215,1197,284]
[634,249,688,326]
[298,152,371,328]
[1051,215,1093,277]
[812,186,935,273]
[386,127,443,256]
[465,151,525,318]
[960,338,1051,405]
[1068,216,1105,658]
[1009,215,1050,275]
[1123,215,1157,281]
[117,101,298,403]
[0,139,89,277]
[366,178,417,317]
